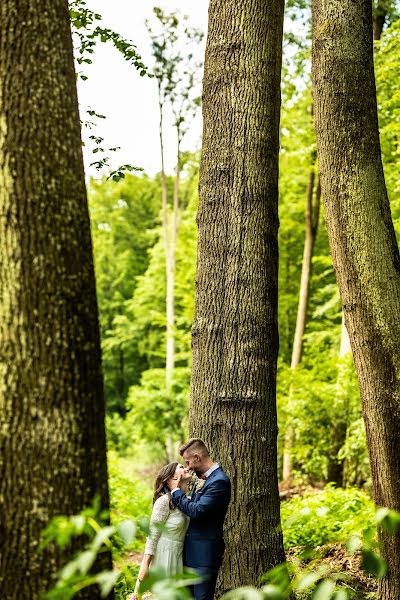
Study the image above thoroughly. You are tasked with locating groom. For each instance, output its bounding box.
[168,438,231,600]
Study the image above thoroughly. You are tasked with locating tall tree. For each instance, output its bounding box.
[0,1,111,598]
[190,0,286,591]
[313,0,400,597]
[282,160,321,481]
[147,9,202,388]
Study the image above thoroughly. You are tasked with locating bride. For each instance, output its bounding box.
[134,462,192,591]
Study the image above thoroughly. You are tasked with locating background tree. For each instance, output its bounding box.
[146,9,202,404]
[373,0,398,39]
[0,1,111,598]
[190,0,286,591]
[313,0,400,598]
[282,128,321,482]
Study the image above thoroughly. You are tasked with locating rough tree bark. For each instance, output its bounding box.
[190,0,286,592]
[0,1,111,598]
[313,0,400,597]
[282,168,321,481]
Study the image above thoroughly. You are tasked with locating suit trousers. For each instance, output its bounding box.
[190,567,219,600]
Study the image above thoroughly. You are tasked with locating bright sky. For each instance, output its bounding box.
[77,1,208,178]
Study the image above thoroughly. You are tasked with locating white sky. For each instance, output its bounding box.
[77,1,208,178]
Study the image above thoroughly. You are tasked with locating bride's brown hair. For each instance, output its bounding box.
[153,462,179,509]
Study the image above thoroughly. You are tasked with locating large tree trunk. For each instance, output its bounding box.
[190,0,285,592]
[282,168,321,481]
[313,0,400,597]
[0,1,111,598]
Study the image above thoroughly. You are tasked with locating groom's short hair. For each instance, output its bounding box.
[179,438,209,457]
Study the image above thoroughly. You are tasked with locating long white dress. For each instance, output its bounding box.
[144,494,189,574]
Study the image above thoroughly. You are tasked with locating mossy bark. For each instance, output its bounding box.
[313,0,400,597]
[190,0,286,592]
[0,1,111,598]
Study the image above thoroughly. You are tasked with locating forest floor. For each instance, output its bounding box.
[280,481,377,598]
[124,540,377,596]
[287,543,377,597]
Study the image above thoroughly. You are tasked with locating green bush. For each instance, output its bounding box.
[108,451,153,551]
[281,485,375,549]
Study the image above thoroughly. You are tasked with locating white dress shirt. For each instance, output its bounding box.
[204,463,220,478]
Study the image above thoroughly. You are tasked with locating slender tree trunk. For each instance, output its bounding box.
[190,0,285,592]
[373,0,392,40]
[158,91,175,391]
[282,169,321,481]
[291,170,321,369]
[0,1,111,598]
[313,1,400,597]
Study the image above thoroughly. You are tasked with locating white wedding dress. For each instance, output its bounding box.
[144,494,189,573]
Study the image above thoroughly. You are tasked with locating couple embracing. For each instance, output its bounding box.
[135,438,231,600]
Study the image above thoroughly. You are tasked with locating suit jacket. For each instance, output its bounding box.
[171,466,231,569]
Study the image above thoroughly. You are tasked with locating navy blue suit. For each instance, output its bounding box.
[172,467,231,600]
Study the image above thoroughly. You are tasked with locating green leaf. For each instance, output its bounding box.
[139,517,150,536]
[332,590,349,600]
[262,584,285,599]
[92,525,115,550]
[96,570,121,598]
[362,549,387,578]
[375,507,390,524]
[376,507,400,534]
[116,519,136,546]
[70,515,86,534]
[59,558,79,581]
[296,570,321,592]
[312,578,335,600]
[347,535,361,554]
[77,549,97,574]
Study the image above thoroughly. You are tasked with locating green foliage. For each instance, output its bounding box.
[69,0,149,78]
[281,486,375,549]
[125,367,190,457]
[375,17,400,239]
[43,489,400,600]
[41,497,120,599]
[104,163,198,455]
[108,452,153,550]
[69,0,149,175]
[89,174,159,413]
[42,498,202,600]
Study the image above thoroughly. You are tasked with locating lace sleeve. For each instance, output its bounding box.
[144,495,170,556]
